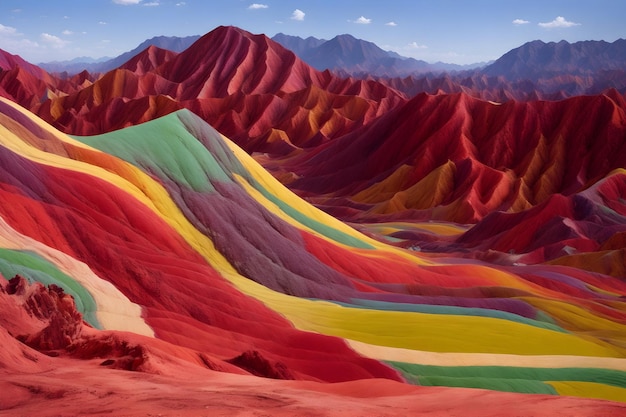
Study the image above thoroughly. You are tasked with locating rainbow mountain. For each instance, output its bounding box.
[1,25,626,416]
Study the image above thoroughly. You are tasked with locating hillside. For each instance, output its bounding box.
[2,96,626,414]
[2,27,624,225]
[1,24,626,414]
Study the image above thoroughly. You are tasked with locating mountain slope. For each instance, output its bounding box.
[27,26,404,152]
[2,18,626,411]
[275,91,626,225]
[3,26,625,229]
[2,96,626,412]
[302,34,399,68]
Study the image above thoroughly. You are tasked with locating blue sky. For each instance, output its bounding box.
[0,0,624,65]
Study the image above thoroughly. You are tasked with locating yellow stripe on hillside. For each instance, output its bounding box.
[225,139,422,258]
[346,339,626,371]
[227,142,572,296]
[361,221,468,237]
[2,99,624,362]
[270,298,625,357]
[549,381,626,403]
[519,296,626,340]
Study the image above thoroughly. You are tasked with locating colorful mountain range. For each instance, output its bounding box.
[1,25,625,416]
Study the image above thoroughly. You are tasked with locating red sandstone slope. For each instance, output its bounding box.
[455,174,626,262]
[1,26,625,233]
[0,49,50,80]
[3,278,624,417]
[0,49,91,109]
[29,26,405,153]
[155,25,326,96]
[118,45,178,75]
[276,91,626,224]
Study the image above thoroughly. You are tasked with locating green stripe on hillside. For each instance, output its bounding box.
[77,111,230,193]
[0,248,100,328]
[75,110,374,250]
[388,361,626,395]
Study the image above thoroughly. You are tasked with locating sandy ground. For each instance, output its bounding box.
[2,357,626,417]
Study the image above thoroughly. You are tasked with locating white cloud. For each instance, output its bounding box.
[354,16,371,24]
[176,1,186,5]
[40,33,68,48]
[538,16,580,28]
[384,42,438,62]
[0,23,40,55]
[385,21,397,27]
[0,37,39,54]
[291,9,305,21]
[512,19,530,25]
[144,1,159,5]
[62,29,74,35]
[408,41,428,49]
[99,21,107,25]
[112,0,142,5]
[0,23,19,36]
[248,3,268,9]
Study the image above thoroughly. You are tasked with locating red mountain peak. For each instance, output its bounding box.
[0,48,48,79]
[119,45,178,75]
[155,25,323,97]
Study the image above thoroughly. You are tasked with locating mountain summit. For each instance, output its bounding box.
[272,33,468,76]
[483,38,626,80]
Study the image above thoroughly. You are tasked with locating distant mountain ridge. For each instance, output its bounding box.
[271,33,478,76]
[483,38,626,80]
[36,32,480,77]
[36,32,626,83]
[7,29,625,101]
[39,35,200,74]
[271,33,326,56]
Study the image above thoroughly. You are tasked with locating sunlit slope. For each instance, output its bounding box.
[21,26,404,155]
[0,97,399,382]
[284,91,626,223]
[1,97,626,401]
[3,26,625,244]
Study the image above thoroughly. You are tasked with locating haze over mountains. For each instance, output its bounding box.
[484,38,626,79]
[34,31,626,100]
[1,25,626,415]
[272,33,478,75]
[38,35,201,74]
[41,31,478,76]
